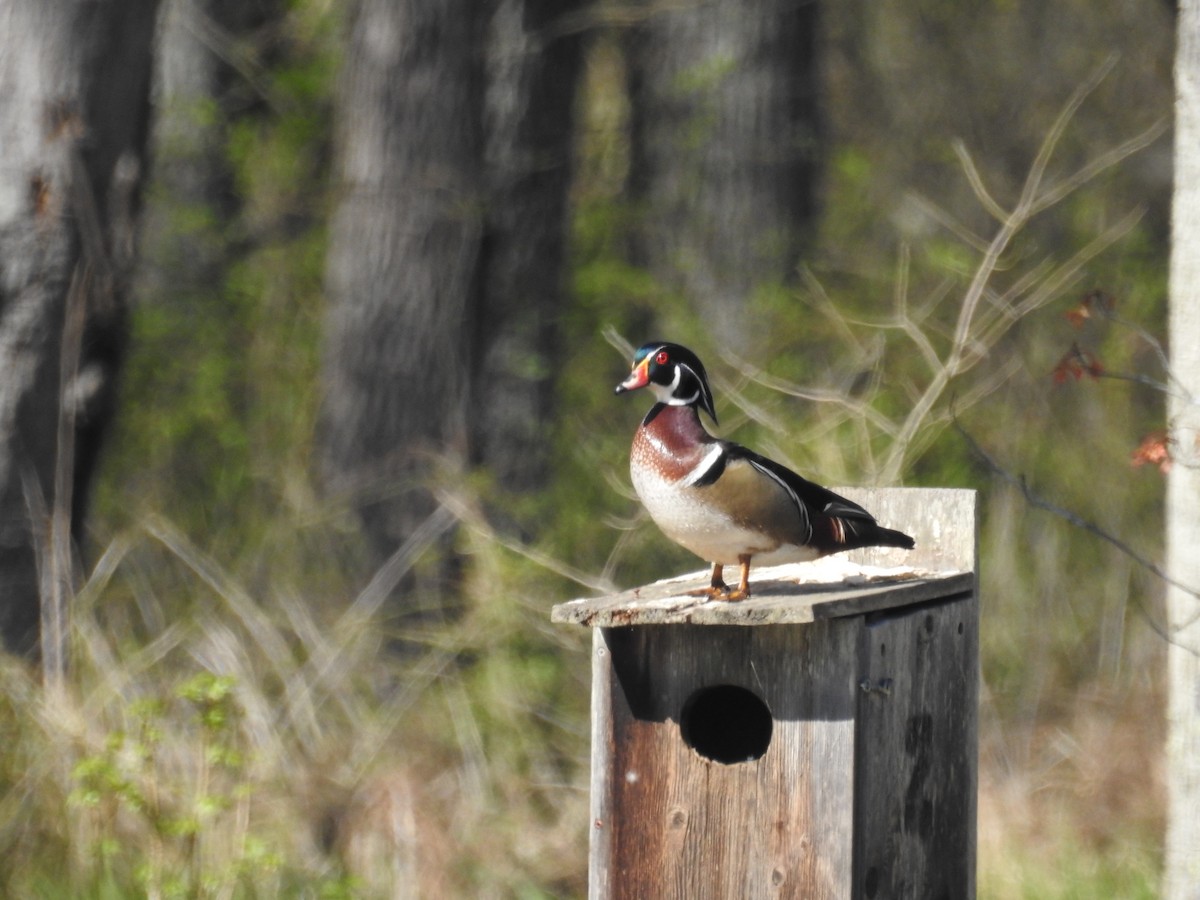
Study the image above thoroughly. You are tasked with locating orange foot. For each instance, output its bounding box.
[688,562,730,599]
[687,583,729,599]
[726,554,753,601]
[686,585,751,602]
[686,560,753,601]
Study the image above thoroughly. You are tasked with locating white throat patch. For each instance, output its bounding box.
[649,364,700,407]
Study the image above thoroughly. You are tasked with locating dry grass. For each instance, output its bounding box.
[979,683,1164,898]
[0,501,593,898]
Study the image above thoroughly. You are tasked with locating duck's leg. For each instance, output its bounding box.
[722,555,753,601]
[687,562,728,598]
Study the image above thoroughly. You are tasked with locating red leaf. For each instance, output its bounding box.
[1065,289,1116,328]
[1052,343,1104,383]
[1131,431,1172,474]
[1064,306,1090,327]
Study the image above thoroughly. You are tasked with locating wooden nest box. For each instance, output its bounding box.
[551,488,979,900]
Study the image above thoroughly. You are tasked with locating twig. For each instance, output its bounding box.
[1029,117,1170,216]
[953,141,1009,224]
[40,263,90,688]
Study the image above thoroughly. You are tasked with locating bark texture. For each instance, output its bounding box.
[626,0,821,350]
[1167,3,1200,895]
[321,0,583,597]
[0,0,159,654]
[475,0,584,491]
[322,0,486,574]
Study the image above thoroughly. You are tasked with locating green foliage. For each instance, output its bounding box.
[0,506,590,896]
[63,673,296,897]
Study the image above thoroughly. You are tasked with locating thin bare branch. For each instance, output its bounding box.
[991,256,1056,315]
[1107,312,1194,404]
[41,264,89,689]
[143,517,296,682]
[1098,369,1188,401]
[1030,116,1170,216]
[735,367,900,438]
[905,191,995,253]
[1016,54,1118,215]
[601,323,634,361]
[931,59,1118,403]
[799,268,870,358]
[953,140,1009,223]
[709,375,791,436]
[977,206,1147,349]
[439,489,618,594]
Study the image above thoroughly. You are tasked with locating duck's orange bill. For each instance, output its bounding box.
[615,357,650,393]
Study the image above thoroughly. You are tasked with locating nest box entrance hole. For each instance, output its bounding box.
[680,684,773,764]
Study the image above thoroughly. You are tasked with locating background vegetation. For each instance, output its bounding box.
[0,0,1180,896]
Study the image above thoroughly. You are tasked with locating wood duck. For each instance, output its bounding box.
[615,341,915,600]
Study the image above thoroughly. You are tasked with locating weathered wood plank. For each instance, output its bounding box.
[852,594,979,899]
[552,566,971,627]
[837,487,977,574]
[589,622,860,899]
[588,629,615,900]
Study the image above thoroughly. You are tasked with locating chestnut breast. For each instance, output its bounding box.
[629,403,716,482]
[629,404,798,564]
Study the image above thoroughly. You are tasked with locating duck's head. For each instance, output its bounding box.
[615,341,718,423]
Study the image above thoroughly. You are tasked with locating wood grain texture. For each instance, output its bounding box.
[552,569,971,627]
[852,594,978,899]
[1167,5,1200,893]
[590,622,859,899]
[836,487,977,574]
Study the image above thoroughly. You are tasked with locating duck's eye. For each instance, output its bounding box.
[655,350,669,365]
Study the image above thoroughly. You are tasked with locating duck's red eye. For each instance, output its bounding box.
[655,350,669,365]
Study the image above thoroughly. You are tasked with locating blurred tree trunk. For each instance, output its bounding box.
[0,0,159,656]
[625,0,821,350]
[321,0,583,606]
[474,0,584,492]
[1167,2,1200,895]
[321,0,485,604]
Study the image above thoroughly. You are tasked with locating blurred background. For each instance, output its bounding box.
[0,0,1179,896]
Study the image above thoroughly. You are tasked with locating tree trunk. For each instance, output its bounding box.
[625,0,821,350]
[474,0,584,493]
[321,1,584,602]
[1167,3,1200,895]
[0,0,159,656]
[321,0,486,598]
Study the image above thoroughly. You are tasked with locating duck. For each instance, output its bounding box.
[615,341,915,600]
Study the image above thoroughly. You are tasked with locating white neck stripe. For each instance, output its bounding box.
[680,444,725,487]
